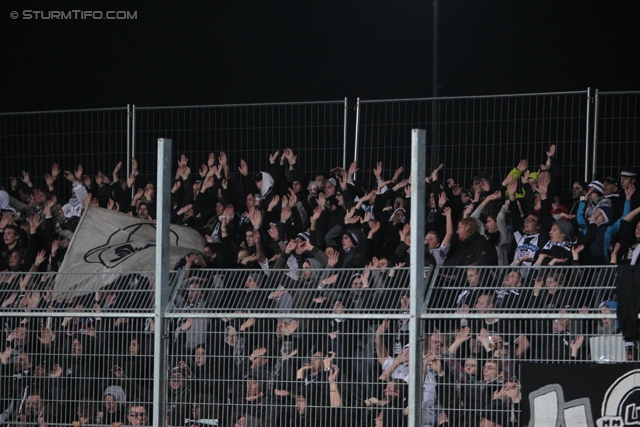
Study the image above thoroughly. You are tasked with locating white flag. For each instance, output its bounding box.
[54,206,204,300]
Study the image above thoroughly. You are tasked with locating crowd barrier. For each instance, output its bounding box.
[355,92,590,193]
[593,90,640,181]
[0,266,625,427]
[133,101,348,185]
[2,90,638,202]
[0,107,130,202]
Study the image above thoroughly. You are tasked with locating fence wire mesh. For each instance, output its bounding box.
[0,108,130,203]
[593,91,640,181]
[355,92,589,195]
[133,102,348,188]
[0,266,628,427]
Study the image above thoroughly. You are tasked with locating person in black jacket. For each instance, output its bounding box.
[446,218,498,266]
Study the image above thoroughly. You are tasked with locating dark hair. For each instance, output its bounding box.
[4,224,20,237]
[128,402,150,413]
[458,218,478,238]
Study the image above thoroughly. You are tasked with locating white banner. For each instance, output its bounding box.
[54,206,204,300]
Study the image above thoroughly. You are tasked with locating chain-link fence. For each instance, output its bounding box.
[593,90,640,181]
[1,266,626,427]
[133,101,348,187]
[0,107,130,202]
[355,92,590,195]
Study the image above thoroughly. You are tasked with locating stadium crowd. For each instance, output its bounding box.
[1,144,639,427]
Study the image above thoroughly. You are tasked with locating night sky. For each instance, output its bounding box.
[2,1,639,113]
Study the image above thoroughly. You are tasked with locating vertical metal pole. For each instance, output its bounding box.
[592,90,599,181]
[130,105,136,197]
[353,98,361,180]
[127,104,131,181]
[431,0,440,171]
[433,0,438,99]
[409,129,426,427]
[153,138,171,427]
[584,88,591,182]
[343,97,348,170]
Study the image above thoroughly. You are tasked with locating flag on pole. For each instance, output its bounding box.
[54,206,204,300]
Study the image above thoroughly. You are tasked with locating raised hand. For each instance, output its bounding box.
[463,203,474,218]
[133,188,144,201]
[486,190,501,201]
[267,223,280,241]
[456,326,471,343]
[537,173,550,196]
[517,159,528,172]
[20,171,32,186]
[44,173,54,188]
[626,184,636,200]
[328,364,340,383]
[392,166,404,182]
[73,164,83,181]
[570,335,584,352]
[177,204,193,216]
[288,188,298,207]
[267,194,280,211]
[373,161,383,179]
[311,206,322,223]
[218,151,227,167]
[238,159,249,176]
[399,223,410,242]
[438,191,447,208]
[547,144,556,158]
[280,206,292,222]
[50,163,60,180]
[28,213,42,234]
[113,161,122,181]
[508,179,517,198]
[327,251,340,267]
[368,220,381,238]
[34,249,47,267]
[269,150,280,164]
[282,320,298,336]
[430,163,444,181]
[348,161,359,177]
[285,240,298,254]
[376,319,389,334]
[207,152,216,168]
[250,209,262,230]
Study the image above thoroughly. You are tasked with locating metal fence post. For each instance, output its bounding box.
[127,104,131,181]
[354,97,361,176]
[343,97,348,170]
[592,90,599,181]
[585,88,591,182]
[409,129,426,427]
[153,137,172,427]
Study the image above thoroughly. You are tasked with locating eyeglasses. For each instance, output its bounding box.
[129,412,147,418]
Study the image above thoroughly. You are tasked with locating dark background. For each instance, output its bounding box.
[1,1,639,112]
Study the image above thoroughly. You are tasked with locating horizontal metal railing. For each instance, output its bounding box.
[0,266,628,427]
